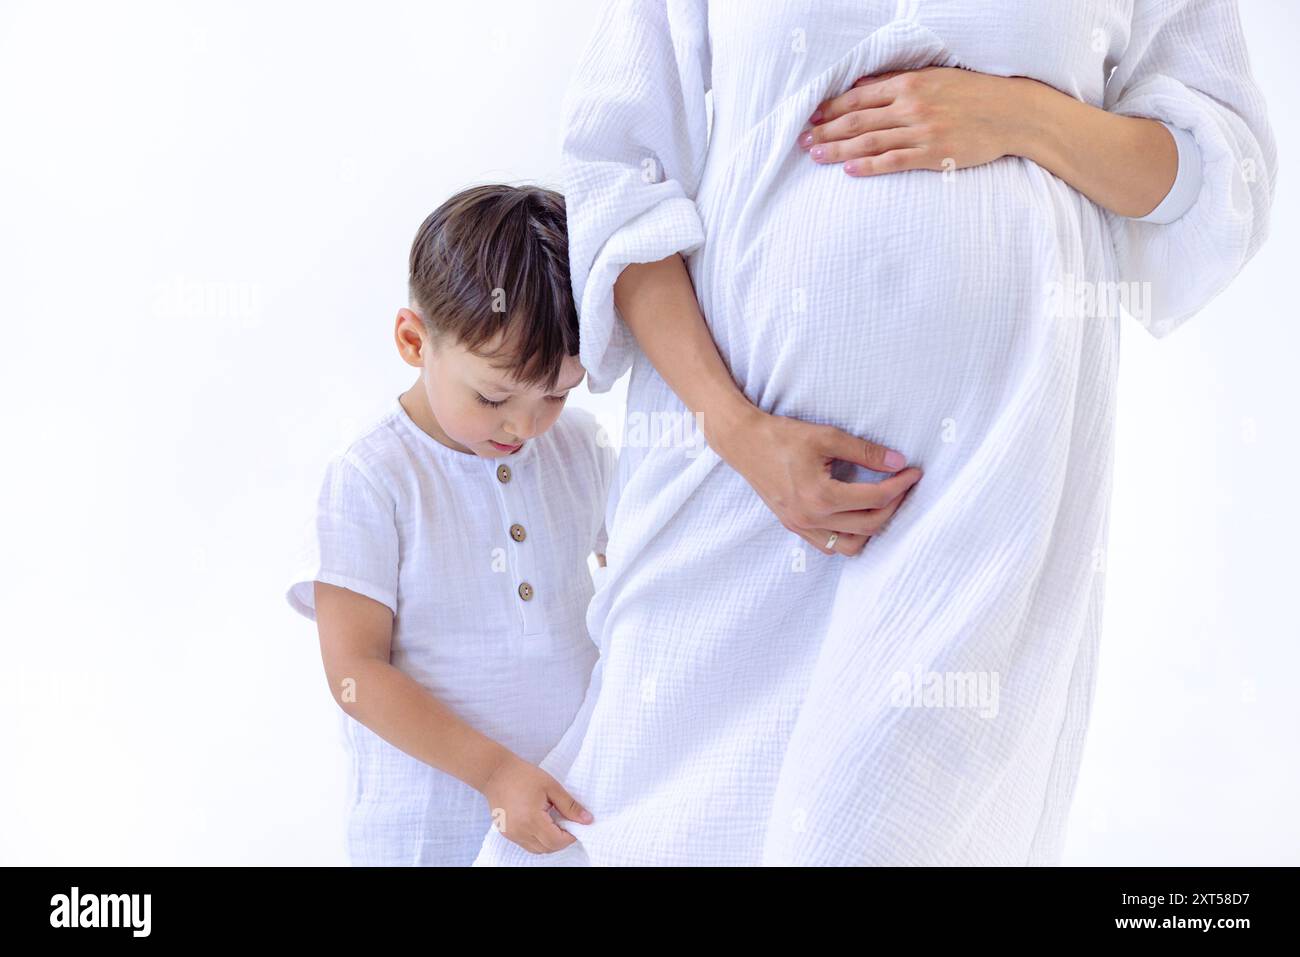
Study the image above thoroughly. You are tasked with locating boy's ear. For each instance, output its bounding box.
[394,308,428,368]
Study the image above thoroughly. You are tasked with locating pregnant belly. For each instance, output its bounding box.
[689,151,1068,472]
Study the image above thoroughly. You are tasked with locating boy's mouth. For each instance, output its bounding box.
[489,439,523,452]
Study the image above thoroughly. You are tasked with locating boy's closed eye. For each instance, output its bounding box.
[475,391,571,408]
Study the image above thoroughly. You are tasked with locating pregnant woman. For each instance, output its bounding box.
[474,0,1275,865]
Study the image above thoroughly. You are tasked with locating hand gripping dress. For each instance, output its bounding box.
[472,0,1275,866]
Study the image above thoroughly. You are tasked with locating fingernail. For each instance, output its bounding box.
[809,109,823,124]
[811,145,826,161]
[884,450,907,469]
[844,161,859,174]
[581,810,594,823]
[797,130,813,147]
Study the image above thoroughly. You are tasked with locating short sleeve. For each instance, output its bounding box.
[561,0,712,394]
[1102,0,1277,338]
[286,453,400,622]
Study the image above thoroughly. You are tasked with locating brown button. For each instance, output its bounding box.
[509,523,526,542]
[496,464,511,483]
[517,581,534,601]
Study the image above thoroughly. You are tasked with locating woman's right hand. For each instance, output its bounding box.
[612,253,921,557]
[707,405,922,557]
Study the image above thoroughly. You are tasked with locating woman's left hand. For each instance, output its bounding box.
[797,66,1036,176]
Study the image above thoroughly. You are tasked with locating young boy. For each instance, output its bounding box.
[286,184,616,866]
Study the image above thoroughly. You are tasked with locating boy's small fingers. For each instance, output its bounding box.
[536,815,577,852]
[546,784,594,824]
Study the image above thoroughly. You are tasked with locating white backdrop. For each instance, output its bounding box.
[0,0,1294,865]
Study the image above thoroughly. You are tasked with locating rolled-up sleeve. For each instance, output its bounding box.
[286,453,399,622]
[1130,121,1202,225]
[1102,0,1276,337]
[561,0,712,393]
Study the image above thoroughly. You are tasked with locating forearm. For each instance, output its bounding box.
[613,254,758,457]
[1008,77,1179,218]
[330,657,512,795]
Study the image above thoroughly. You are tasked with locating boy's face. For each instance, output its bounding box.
[396,308,586,458]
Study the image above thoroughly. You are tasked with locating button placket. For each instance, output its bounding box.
[487,456,544,636]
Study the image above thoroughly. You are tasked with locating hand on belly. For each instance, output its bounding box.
[703,403,923,557]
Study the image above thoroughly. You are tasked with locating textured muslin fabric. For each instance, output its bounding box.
[1134,121,1202,224]
[471,0,1275,866]
[287,399,615,865]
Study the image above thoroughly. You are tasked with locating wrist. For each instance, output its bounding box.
[1004,75,1064,167]
[472,741,516,796]
[699,390,763,464]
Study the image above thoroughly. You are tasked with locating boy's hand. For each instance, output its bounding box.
[481,751,594,854]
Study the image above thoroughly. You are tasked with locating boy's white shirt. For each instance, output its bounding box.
[287,396,615,866]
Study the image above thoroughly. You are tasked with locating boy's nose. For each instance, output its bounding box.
[505,412,540,441]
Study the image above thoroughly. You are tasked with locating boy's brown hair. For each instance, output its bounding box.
[408,184,578,393]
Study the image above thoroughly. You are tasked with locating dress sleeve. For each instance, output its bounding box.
[285,453,400,622]
[1102,0,1276,337]
[1130,121,1202,225]
[560,0,711,394]
[593,428,618,556]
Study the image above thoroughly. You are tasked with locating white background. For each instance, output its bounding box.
[1,0,1294,865]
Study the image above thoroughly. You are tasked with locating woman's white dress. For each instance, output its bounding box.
[473,0,1275,865]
